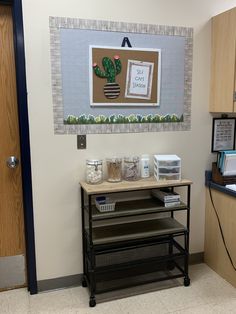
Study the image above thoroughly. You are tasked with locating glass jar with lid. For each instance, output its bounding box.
[106,158,122,183]
[86,159,103,184]
[123,156,140,181]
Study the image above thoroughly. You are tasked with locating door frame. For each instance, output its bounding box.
[0,0,37,294]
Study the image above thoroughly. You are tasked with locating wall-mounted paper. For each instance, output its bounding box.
[223,154,236,176]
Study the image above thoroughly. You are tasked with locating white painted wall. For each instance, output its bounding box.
[22,0,236,280]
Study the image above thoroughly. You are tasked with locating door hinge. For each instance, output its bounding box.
[234,91,236,102]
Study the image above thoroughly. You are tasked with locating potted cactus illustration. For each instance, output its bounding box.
[93,55,122,99]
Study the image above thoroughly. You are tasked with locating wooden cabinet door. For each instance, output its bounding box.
[209,8,236,113]
[234,51,236,112]
[205,188,236,287]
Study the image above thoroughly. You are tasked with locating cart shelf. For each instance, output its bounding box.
[90,198,187,220]
[90,217,186,245]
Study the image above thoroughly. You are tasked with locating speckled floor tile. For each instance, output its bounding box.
[0,288,29,314]
[29,289,76,313]
[172,298,236,314]
[0,264,236,314]
[115,291,169,314]
[156,284,208,312]
[189,265,236,305]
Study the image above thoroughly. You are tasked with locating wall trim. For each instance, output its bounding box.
[189,252,204,265]
[38,274,82,292]
[38,252,204,292]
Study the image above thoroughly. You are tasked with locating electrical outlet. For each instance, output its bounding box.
[77,135,86,149]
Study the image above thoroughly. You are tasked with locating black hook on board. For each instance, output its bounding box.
[121,37,132,48]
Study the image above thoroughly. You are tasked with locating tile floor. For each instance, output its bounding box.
[1,264,236,314]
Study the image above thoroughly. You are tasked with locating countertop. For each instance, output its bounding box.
[80,177,192,195]
[205,171,236,198]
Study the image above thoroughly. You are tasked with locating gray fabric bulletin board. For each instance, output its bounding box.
[50,17,193,134]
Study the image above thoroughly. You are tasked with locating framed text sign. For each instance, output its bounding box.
[211,118,236,152]
[125,60,155,100]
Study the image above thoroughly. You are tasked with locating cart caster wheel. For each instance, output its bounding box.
[167,261,175,271]
[184,277,190,287]
[89,297,96,307]
[81,277,87,287]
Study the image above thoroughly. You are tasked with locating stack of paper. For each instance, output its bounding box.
[225,184,236,191]
[217,150,236,176]
[152,189,181,207]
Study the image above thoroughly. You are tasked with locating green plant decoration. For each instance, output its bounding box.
[93,55,122,99]
[93,56,121,83]
[64,113,183,125]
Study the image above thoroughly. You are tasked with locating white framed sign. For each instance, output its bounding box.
[211,118,236,152]
[125,60,154,100]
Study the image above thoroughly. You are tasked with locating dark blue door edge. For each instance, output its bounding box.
[1,0,38,294]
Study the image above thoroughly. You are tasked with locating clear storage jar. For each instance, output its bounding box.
[123,156,140,181]
[86,159,103,184]
[106,158,122,183]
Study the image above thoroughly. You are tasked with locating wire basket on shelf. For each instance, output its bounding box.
[95,197,116,212]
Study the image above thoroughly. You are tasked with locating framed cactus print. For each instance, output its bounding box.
[49,17,193,134]
[90,46,161,106]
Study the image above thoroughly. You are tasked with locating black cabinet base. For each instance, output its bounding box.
[83,268,189,307]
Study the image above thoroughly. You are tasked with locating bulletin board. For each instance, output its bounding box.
[90,46,160,106]
[50,17,193,134]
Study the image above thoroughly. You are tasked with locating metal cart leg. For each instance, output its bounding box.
[167,235,175,270]
[81,275,87,287]
[89,295,96,307]
[183,231,190,286]
[80,187,86,281]
[88,195,96,307]
[89,269,96,306]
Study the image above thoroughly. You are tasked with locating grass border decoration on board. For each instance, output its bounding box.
[50,17,193,134]
[65,114,183,125]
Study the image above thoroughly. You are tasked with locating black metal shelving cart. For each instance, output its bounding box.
[80,178,192,307]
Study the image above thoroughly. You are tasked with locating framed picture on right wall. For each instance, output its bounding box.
[211,117,236,152]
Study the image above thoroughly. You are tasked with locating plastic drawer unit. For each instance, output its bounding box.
[154,155,181,181]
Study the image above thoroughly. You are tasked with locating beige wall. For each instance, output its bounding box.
[22,0,236,280]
